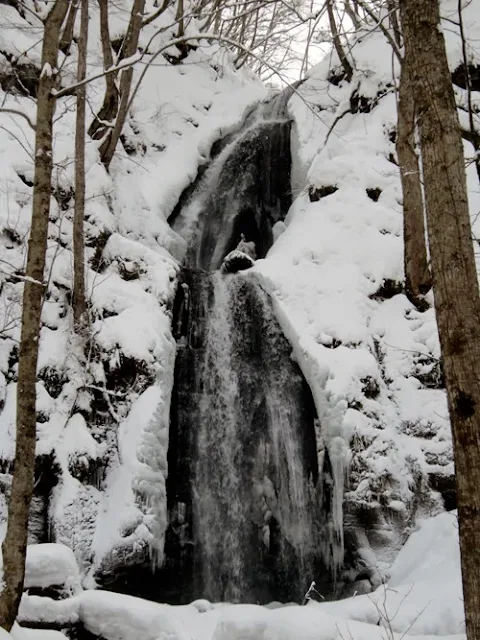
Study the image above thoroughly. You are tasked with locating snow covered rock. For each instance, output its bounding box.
[221,250,255,274]
[24,544,80,596]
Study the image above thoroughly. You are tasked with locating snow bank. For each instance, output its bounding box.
[14,628,67,640]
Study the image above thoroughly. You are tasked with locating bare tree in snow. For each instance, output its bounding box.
[0,0,71,631]
[400,3,480,640]
[73,0,88,330]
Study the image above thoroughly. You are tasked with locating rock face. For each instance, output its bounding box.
[167,268,329,604]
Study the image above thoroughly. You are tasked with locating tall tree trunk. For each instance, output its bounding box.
[396,58,432,305]
[73,0,88,329]
[0,0,70,631]
[176,0,185,39]
[59,0,78,54]
[401,3,480,640]
[88,0,119,140]
[98,0,146,169]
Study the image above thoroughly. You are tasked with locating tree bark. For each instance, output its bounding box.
[396,57,432,305]
[98,0,146,169]
[59,0,78,54]
[73,0,88,330]
[401,3,480,640]
[88,0,119,140]
[176,0,185,39]
[0,0,70,631]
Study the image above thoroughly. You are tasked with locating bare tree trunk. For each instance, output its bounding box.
[59,0,78,54]
[327,0,353,82]
[396,58,432,305]
[387,0,401,48]
[344,0,360,30]
[401,3,480,640]
[0,0,70,631]
[73,0,88,330]
[176,0,185,39]
[98,0,146,170]
[88,0,118,140]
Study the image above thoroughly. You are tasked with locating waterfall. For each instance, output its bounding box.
[168,269,324,603]
[193,272,242,602]
[162,87,333,604]
[169,92,294,272]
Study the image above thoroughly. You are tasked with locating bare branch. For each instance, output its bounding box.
[0,108,36,131]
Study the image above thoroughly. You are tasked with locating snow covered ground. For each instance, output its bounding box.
[14,510,463,639]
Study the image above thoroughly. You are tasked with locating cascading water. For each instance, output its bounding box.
[168,91,294,270]
[162,86,333,604]
[167,268,326,603]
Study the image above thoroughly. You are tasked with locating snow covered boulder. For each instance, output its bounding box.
[23,544,81,597]
[221,250,255,274]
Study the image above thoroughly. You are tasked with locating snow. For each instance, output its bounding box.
[23,544,80,592]
[13,628,67,640]
[255,27,455,574]
[17,512,464,640]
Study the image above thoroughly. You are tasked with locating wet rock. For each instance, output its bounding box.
[308,185,338,202]
[366,188,382,202]
[221,250,255,274]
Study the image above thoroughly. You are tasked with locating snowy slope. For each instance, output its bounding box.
[255,0,480,580]
[0,0,267,579]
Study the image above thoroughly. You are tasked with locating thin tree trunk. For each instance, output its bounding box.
[387,0,401,48]
[59,0,78,54]
[344,0,360,30]
[327,0,353,82]
[88,0,119,140]
[73,0,88,329]
[0,0,70,631]
[98,0,146,170]
[401,3,480,640]
[176,0,185,38]
[396,58,432,305]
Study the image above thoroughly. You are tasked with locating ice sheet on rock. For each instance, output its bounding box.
[92,364,175,566]
[319,511,463,636]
